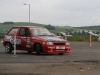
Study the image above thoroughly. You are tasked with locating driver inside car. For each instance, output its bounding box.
[25,29,30,37]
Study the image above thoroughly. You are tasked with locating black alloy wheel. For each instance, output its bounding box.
[5,43,13,53]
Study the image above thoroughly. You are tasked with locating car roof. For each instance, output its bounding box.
[12,26,44,28]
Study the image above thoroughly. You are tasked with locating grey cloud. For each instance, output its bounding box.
[0,0,100,27]
[54,0,100,12]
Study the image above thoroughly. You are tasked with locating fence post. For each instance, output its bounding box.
[90,34,92,48]
[13,31,17,57]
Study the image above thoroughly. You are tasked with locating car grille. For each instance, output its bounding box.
[53,43,65,45]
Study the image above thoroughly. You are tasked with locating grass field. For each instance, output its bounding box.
[0,22,74,34]
[0,22,99,42]
[67,36,98,42]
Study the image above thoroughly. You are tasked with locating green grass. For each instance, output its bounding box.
[67,36,98,42]
[0,22,99,34]
[0,22,46,33]
[50,27,66,33]
[0,22,74,34]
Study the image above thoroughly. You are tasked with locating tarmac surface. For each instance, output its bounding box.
[0,42,100,63]
[0,41,100,75]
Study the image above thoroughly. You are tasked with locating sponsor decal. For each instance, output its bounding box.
[4,36,21,44]
[26,37,31,44]
[26,45,31,48]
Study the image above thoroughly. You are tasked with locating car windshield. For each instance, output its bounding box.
[31,28,53,36]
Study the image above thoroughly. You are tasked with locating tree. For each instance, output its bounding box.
[44,24,55,30]
[2,22,14,25]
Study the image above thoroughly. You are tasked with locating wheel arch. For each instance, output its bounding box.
[5,41,14,49]
[5,41,12,45]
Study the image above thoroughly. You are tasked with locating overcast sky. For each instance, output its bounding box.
[0,0,100,27]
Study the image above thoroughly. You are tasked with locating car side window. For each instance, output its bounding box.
[19,28,25,36]
[19,28,30,37]
[8,28,18,36]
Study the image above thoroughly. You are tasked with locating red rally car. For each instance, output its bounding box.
[3,26,71,55]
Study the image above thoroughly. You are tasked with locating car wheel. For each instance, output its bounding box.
[35,44,42,55]
[5,43,13,53]
[58,53,63,55]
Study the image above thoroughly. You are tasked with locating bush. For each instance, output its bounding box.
[2,22,14,25]
[45,24,55,30]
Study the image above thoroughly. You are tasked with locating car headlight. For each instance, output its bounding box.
[66,42,70,45]
[47,42,53,45]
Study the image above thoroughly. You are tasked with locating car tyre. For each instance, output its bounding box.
[36,44,42,55]
[5,43,13,53]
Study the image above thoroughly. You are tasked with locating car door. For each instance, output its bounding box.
[4,27,21,49]
[17,27,32,50]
